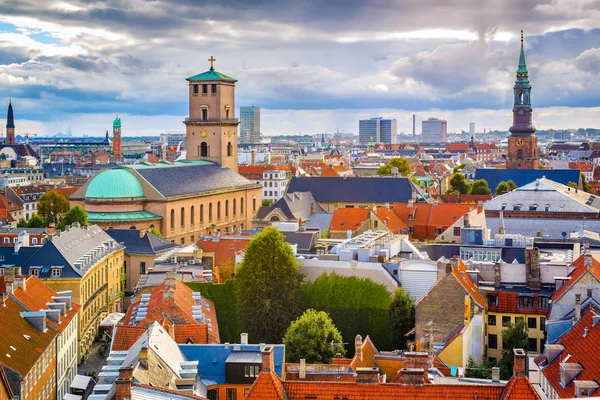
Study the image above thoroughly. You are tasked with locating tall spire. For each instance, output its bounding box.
[516,30,528,79]
[6,99,14,129]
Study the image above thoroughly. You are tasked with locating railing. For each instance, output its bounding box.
[184,118,239,123]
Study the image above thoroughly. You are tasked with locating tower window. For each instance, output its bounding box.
[193,84,198,94]
[202,109,208,121]
[227,141,233,157]
[200,142,208,157]
[200,204,204,223]
[517,149,523,159]
[225,200,229,217]
[202,84,208,94]
[217,201,221,219]
[191,205,195,225]
[519,91,524,104]
[211,84,217,94]
[170,209,175,229]
[208,203,213,221]
[226,109,230,119]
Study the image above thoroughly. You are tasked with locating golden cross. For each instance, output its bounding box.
[208,56,216,70]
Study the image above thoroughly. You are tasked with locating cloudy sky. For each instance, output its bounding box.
[1,0,600,137]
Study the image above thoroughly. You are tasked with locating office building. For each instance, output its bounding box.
[421,118,448,143]
[240,106,261,144]
[359,118,397,144]
[470,122,476,135]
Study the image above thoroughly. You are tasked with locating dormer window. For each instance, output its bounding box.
[488,294,498,306]
[51,268,61,278]
[29,268,39,277]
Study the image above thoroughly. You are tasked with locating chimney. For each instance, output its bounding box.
[445,262,453,275]
[114,366,134,400]
[261,346,274,372]
[491,367,500,382]
[1,293,6,307]
[310,202,315,215]
[139,229,146,239]
[584,242,592,268]
[5,283,13,295]
[404,351,429,383]
[513,348,526,378]
[299,359,306,380]
[251,149,256,166]
[168,324,175,340]
[525,246,541,290]
[3,267,17,283]
[463,213,470,228]
[356,367,379,384]
[14,277,26,292]
[498,210,505,235]
[139,346,149,368]
[354,335,363,361]
[399,368,425,385]
[494,262,502,288]
[575,294,582,322]
[241,333,248,345]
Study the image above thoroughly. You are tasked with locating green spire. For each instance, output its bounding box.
[516,30,528,79]
[113,116,121,128]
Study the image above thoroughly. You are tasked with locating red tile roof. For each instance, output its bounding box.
[552,254,600,302]
[393,203,479,241]
[329,208,370,233]
[245,370,286,400]
[196,236,251,268]
[452,266,488,308]
[350,336,379,371]
[373,207,408,233]
[446,144,472,151]
[501,375,542,400]
[537,309,600,398]
[486,291,549,316]
[111,326,147,351]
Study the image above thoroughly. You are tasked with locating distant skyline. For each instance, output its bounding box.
[1,1,600,136]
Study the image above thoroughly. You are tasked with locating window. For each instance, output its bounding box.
[209,203,213,221]
[453,227,461,236]
[12,238,17,244]
[170,209,175,229]
[528,338,537,352]
[202,108,208,120]
[191,235,195,243]
[124,261,127,273]
[528,317,537,329]
[244,389,250,397]
[217,201,221,219]
[545,204,550,211]
[264,191,268,196]
[540,317,546,332]
[233,198,236,215]
[244,365,260,377]
[538,296,549,310]
[140,262,146,275]
[200,142,209,157]
[211,84,217,94]
[488,294,498,307]
[181,238,185,245]
[51,268,61,277]
[227,141,232,157]
[488,315,496,326]
[241,198,244,214]
[180,207,185,227]
[30,268,39,277]
[518,296,534,309]
[202,84,208,94]
[529,204,537,211]
[502,316,511,327]
[207,389,218,400]
[225,200,229,217]
[3,237,8,244]
[226,389,237,400]
[191,206,195,225]
[32,237,38,245]
[193,84,198,94]
[253,198,256,212]
[513,203,522,211]
[488,334,498,349]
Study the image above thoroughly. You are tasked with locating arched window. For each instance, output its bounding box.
[180,207,185,227]
[227,142,232,157]
[208,203,213,221]
[225,200,229,217]
[190,206,195,225]
[200,204,204,223]
[233,198,236,215]
[217,201,221,219]
[519,91,524,104]
[129,226,136,230]
[200,142,208,157]
[170,209,175,229]
[270,216,280,222]
[226,109,230,119]
[241,197,244,214]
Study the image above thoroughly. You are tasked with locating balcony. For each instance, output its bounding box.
[185,117,239,123]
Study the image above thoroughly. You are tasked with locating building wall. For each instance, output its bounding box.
[208,383,252,400]
[421,119,448,143]
[359,119,380,144]
[506,136,539,169]
[240,106,260,144]
[57,314,79,400]
[549,272,600,321]
[124,253,166,293]
[21,343,56,400]
[485,311,546,362]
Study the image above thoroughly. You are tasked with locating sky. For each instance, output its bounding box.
[1,0,600,137]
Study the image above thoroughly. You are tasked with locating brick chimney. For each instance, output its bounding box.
[525,246,541,290]
[404,352,429,383]
[445,262,453,275]
[463,213,470,228]
[261,346,274,372]
[584,243,592,268]
[494,262,501,288]
[114,366,134,400]
[399,368,425,385]
[575,294,582,322]
[356,367,379,384]
[14,277,26,292]
[513,348,526,378]
[299,359,306,380]
[354,335,363,361]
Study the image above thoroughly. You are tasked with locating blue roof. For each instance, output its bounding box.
[287,176,419,203]
[21,243,79,278]
[106,228,178,255]
[178,344,285,384]
[0,247,40,268]
[474,168,580,191]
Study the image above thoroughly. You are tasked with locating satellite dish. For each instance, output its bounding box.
[562,232,567,239]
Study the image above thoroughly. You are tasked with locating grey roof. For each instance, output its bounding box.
[282,231,318,253]
[303,213,333,231]
[225,350,262,364]
[484,178,600,214]
[106,228,177,255]
[287,176,422,203]
[131,162,257,198]
[487,217,600,238]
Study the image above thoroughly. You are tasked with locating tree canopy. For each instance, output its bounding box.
[388,288,415,350]
[581,173,592,192]
[17,213,47,228]
[495,180,517,195]
[499,319,529,379]
[283,309,346,363]
[38,191,70,226]
[377,158,412,176]
[448,172,470,194]
[236,227,304,343]
[469,179,491,195]
[58,205,88,230]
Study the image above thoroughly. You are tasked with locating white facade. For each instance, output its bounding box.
[240,106,261,144]
[421,118,448,143]
[57,304,79,400]
[259,169,291,201]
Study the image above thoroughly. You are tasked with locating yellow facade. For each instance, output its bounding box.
[485,311,546,362]
[43,248,124,358]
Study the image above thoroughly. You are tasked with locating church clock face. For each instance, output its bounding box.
[199,130,208,138]
[516,138,524,147]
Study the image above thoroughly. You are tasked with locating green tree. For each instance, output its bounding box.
[388,288,415,350]
[16,217,27,228]
[27,213,47,228]
[448,172,470,194]
[149,227,162,237]
[453,163,466,174]
[465,357,497,379]
[377,158,412,176]
[236,227,304,343]
[495,180,517,195]
[469,179,491,195]
[262,199,275,207]
[499,319,529,379]
[283,309,346,363]
[568,181,578,189]
[581,173,592,192]
[58,205,88,230]
[38,191,70,226]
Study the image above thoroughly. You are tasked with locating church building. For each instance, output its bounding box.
[70,58,262,244]
[0,100,39,161]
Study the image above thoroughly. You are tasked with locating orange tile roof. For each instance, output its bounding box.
[332,358,353,365]
[373,207,408,233]
[196,236,251,267]
[537,309,600,399]
[393,203,478,240]
[452,266,488,308]
[486,290,548,316]
[501,375,542,400]
[319,166,340,177]
[329,208,370,233]
[350,336,378,370]
[245,370,286,400]
[552,254,600,302]
[111,326,147,351]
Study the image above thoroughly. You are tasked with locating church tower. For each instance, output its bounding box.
[6,99,15,145]
[113,116,123,162]
[506,31,538,169]
[184,56,239,172]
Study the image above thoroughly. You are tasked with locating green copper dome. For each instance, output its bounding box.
[113,117,121,128]
[85,169,144,199]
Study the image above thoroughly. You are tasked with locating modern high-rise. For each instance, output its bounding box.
[359,117,397,144]
[469,122,476,135]
[421,118,448,143]
[240,106,261,144]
